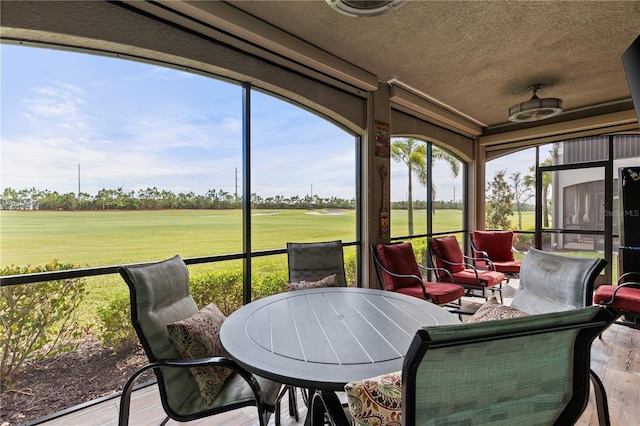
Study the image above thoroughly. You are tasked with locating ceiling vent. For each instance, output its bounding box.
[508,84,563,123]
[326,0,406,17]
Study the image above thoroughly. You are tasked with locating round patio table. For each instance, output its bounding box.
[220,287,460,424]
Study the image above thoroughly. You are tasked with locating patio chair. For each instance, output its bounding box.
[470,230,523,282]
[287,240,347,287]
[497,248,611,425]
[510,248,607,315]
[283,240,348,417]
[593,271,640,330]
[345,305,617,426]
[117,255,281,426]
[428,235,505,302]
[371,242,465,310]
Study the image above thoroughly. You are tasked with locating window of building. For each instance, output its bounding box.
[389,137,465,241]
[487,135,640,282]
[0,44,359,286]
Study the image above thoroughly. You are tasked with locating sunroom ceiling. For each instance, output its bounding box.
[222,0,639,133]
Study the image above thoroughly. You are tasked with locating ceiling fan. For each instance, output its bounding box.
[508,84,563,123]
[325,0,406,17]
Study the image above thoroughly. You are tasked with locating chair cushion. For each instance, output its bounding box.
[491,260,521,274]
[345,371,402,426]
[429,236,465,275]
[472,231,515,261]
[450,269,505,287]
[422,281,465,305]
[375,243,423,290]
[594,285,640,313]
[393,282,463,305]
[167,303,232,404]
[467,296,528,323]
[285,274,338,291]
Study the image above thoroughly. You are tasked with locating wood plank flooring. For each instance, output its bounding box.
[37,284,640,426]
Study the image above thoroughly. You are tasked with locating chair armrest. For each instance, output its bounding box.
[118,357,272,426]
[436,256,482,278]
[377,263,424,285]
[600,280,640,306]
[418,264,454,283]
[618,271,640,285]
[512,246,524,255]
[435,256,468,268]
[471,248,490,260]
[464,252,496,271]
[375,261,431,300]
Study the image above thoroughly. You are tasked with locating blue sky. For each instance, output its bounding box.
[1,44,355,200]
[1,44,536,203]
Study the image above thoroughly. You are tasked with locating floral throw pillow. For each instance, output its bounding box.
[285,274,338,291]
[345,371,403,426]
[167,303,232,404]
[467,296,528,323]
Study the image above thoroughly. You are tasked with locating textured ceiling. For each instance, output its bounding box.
[226,0,640,129]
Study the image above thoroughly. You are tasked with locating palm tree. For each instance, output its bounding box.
[524,157,552,227]
[391,138,460,234]
[391,138,425,234]
[428,147,461,206]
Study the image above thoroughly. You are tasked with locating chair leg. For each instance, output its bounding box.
[275,402,281,426]
[310,390,350,426]
[288,386,300,421]
[590,369,611,426]
[494,285,503,304]
[275,385,301,425]
[119,364,159,426]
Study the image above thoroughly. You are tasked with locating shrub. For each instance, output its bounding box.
[190,268,244,316]
[411,239,429,265]
[514,232,534,251]
[94,268,289,350]
[252,270,288,300]
[343,251,357,286]
[0,260,87,388]
[96,292,138,351]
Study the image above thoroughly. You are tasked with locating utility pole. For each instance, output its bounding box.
[78,164,81,197]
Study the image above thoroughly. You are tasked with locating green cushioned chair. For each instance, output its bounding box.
[345,305,617,426]
[117,255,281,426]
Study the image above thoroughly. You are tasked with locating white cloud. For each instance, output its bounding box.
[1,46,357,200]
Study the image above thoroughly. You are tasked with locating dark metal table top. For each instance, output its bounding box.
[220,287,460,391]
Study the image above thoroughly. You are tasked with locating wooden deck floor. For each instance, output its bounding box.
[37,283,640,426]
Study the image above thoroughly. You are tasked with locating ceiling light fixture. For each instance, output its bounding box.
[326,0,406,17]
[508,84,563,123]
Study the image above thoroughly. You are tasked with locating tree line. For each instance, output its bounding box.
[0,186,465,212]
[0,186,356,211]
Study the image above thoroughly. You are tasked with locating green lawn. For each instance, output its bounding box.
[0,209,360,316]
[0,209,357,267]
[0,208,611,329]
[1,208,537,268]
[390,209,536,235]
